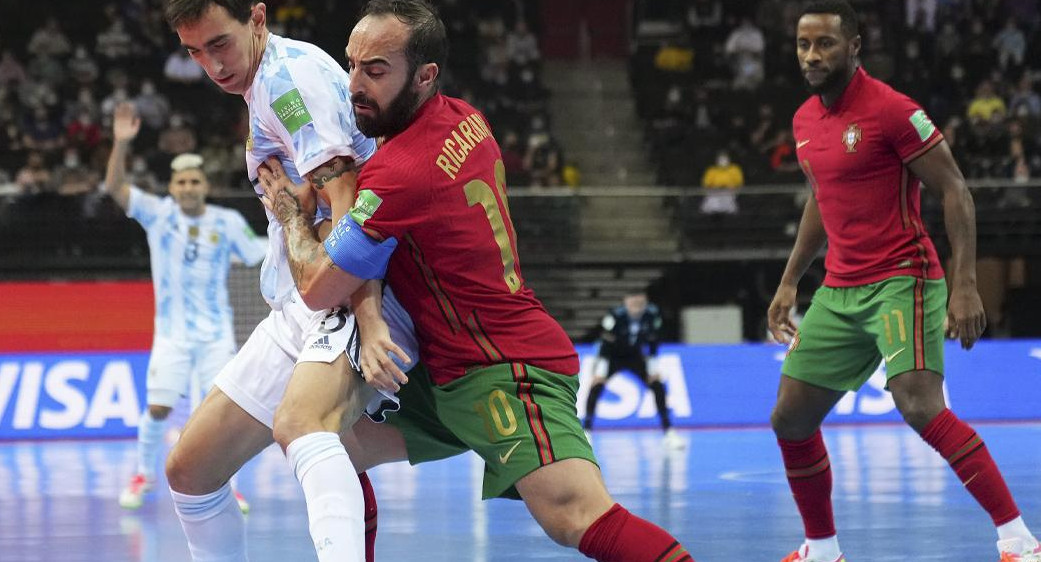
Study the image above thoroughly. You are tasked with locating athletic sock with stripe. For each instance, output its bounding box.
[921,408,1020,526]
[578,503,693,561]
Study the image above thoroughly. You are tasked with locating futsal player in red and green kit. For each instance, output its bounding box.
[767,2,1041,562]
[257,1,693,560]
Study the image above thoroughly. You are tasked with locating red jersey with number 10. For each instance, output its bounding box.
[793,67,945,287]
[350,94,578,385]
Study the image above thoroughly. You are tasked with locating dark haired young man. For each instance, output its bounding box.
[161,1,417,561]
[767,1,1041,560]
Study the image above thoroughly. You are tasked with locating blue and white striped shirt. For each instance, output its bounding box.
[128,186,266,342]
[244,33,377,309]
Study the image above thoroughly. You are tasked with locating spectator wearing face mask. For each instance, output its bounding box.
[135,81,172,130]
[992,18,1026,73]
[66,111,101,153]
[523,118,564,187]
[700,150,743,214]
[128,155,160,194]
[1009,76,1041,121]
[56,148,97,196]
[15,151,53,196]
[67,45,99,87]
[157,114,197,172]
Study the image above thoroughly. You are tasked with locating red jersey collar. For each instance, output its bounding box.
[815,66,866,116]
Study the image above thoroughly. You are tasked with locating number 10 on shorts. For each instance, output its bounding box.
[475,389,518,441]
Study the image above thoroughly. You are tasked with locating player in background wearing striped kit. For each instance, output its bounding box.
[102,102,266,513]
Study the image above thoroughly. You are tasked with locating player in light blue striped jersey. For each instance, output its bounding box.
[101,102,266,512]
[159,2,418,561]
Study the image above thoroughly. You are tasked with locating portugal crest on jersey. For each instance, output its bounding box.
[843,123,862,153]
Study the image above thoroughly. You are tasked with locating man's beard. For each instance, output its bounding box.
[804,64,848,95]
[354,81,421,139]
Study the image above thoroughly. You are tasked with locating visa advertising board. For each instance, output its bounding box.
[1,342,1039,439]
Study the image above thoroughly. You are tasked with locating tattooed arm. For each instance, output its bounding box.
[309,156,409,389]
[308,154,359,225]
[259,156,367,309]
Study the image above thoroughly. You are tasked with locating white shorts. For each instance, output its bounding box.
[146,335,237,408]
[214,289,416,428]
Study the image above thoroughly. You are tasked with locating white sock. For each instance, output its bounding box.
[287,431,364,562]
[998,516,1036,542]
[136,411,166,480]
[806,536,841,560]
[170,483,247,562]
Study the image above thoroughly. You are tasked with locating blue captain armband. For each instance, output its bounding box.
[323,215,398,279]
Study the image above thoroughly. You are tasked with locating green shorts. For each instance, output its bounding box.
[782,276,946,392]
[384,362,597,500]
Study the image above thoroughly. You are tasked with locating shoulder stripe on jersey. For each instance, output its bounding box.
[902,133,944,165]
[511,363,555,466]
[404,233,462,333]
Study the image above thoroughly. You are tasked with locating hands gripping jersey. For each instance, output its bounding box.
[127,186,266,342]
[793,67,945,287]
[349,94,578,385]
[244,33,376,309]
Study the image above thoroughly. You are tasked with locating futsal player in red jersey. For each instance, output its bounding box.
[766,2,1041,561]
[257,1,694,560]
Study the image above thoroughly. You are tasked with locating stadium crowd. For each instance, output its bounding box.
[634,0,1041,192]
[0,0,562,200]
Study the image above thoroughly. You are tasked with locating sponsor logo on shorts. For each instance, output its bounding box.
[309,335,333,351]
[498,441,522,464]
[884,348,906,363]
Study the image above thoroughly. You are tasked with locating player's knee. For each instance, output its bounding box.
[272,404,349,452]
[272,409,307,452]
[896,398,942,433]
[543,519,579,547]
[165,444,197,493]
[521,461,614,547]
[148,405,172,420]
[534,497,590,547]
[770,406,814,441]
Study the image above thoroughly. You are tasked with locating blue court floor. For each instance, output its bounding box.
[2,423,1040,561]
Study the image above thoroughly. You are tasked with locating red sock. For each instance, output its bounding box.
[359,472,377,562]
[921,408,1019,525]
[578,503,693,561]
[778,430,835,539]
